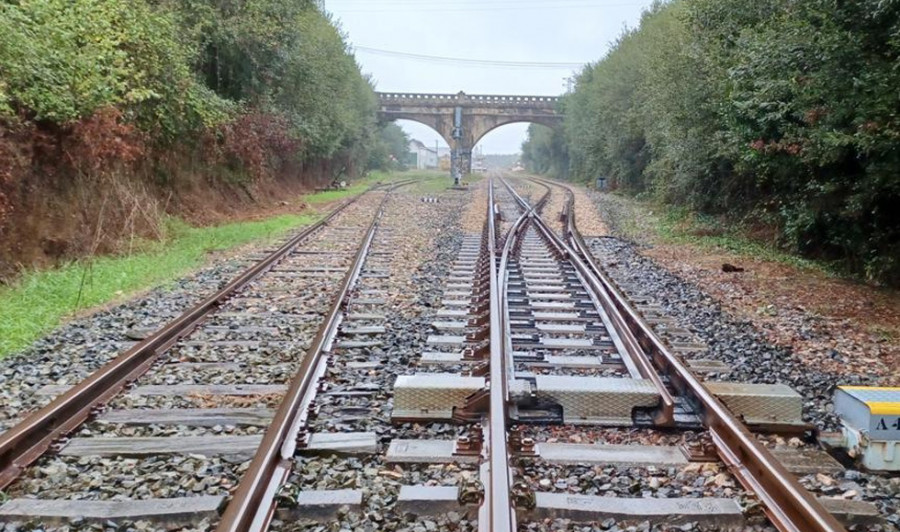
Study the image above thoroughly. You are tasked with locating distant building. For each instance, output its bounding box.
[408,139,438,170]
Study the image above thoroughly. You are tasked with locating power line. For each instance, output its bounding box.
[353,46,586,69]
[327,0,648,13]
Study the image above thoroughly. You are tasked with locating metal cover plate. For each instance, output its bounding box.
[535,376,659,425]
[419,351,467,364]
[536,324,587,333]
[705,382,803,425]
[543,355,605,368]
[392,374,485,421]
[386,439,478,464]
[540,337,594,348]
[426,335,467,346]
[432,321,468,330]
[537,443,688,466]
[525,493,743,529]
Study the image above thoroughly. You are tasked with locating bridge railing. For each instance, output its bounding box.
[377,92,560,106]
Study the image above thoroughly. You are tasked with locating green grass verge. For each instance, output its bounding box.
[0,169,452,358]
[404,170,454,194]
[306,169,453,198]
[654,206,828,273]
[0,213,319,358]
[304,170,409,204]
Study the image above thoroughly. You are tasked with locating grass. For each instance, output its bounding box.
[654,205,828,273]
[403,170,455,194]
[0,168,456,358]
[0,213,320,358]
[304,170,411,204]
[313,169,452,197]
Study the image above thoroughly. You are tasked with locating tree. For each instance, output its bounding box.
[368,122,410,171]
[553,0,900,284]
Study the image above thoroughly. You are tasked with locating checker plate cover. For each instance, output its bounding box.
[392,374,485,420]
[535,376,659,425]
[705,382,803,425]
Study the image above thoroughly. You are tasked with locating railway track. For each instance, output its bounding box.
[0,175,895,532]
[0,181,412,528]
[487,177,852,532]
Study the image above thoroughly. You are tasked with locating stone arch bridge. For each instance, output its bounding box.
[376,91,562,181]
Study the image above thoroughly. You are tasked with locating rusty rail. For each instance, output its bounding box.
[478,177,555,532]
[0,185,398,490]
[215,182,409,532]
[533,176,846,532]
[478,178,518,532]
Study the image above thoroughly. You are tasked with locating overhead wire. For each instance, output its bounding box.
[326,0,648,13]
[353,46,586,70]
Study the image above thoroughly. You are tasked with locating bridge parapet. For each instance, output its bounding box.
[377,92,560,107]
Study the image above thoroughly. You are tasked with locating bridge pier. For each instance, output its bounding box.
[450,146,472,184]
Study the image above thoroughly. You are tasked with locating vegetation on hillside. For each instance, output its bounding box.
[0,0,415,274]
[0,0,386,175]
[522,0,900,285]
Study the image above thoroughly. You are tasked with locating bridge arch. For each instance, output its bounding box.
[470,117,562,149]
[376,91,562,180]
[378,115,454,148]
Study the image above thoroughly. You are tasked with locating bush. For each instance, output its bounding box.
[523,0,900,285]
[0,0,230,137]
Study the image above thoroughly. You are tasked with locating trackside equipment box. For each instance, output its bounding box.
[833,386,900,471]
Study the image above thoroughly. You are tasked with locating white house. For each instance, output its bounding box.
[408,139,438,170]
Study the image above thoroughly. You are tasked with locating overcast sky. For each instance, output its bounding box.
[323,0,651,154]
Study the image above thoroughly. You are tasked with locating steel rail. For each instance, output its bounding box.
[478,178,518,532]
[215,182,412,532]
[478,177,554,532]
[0,185,391,490]
[501,177,676,425]
[538,177,846,532]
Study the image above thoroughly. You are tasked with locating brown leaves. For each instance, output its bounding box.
[211,112,302,182]
[62,107,145,177]
[644,243,900,383]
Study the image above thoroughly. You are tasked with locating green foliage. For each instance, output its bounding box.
[303,170,397,204]
[0,0,381,168]
[0,0,231,136]
[547,0,900,285]
[0,80,11,117]
[162,0,316,103]
[260,8,374,159]
[368,123,411,171]
[521,124,568,178]
[0,212,319,358]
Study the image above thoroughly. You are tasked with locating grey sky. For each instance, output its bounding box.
[323,0,651,154]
